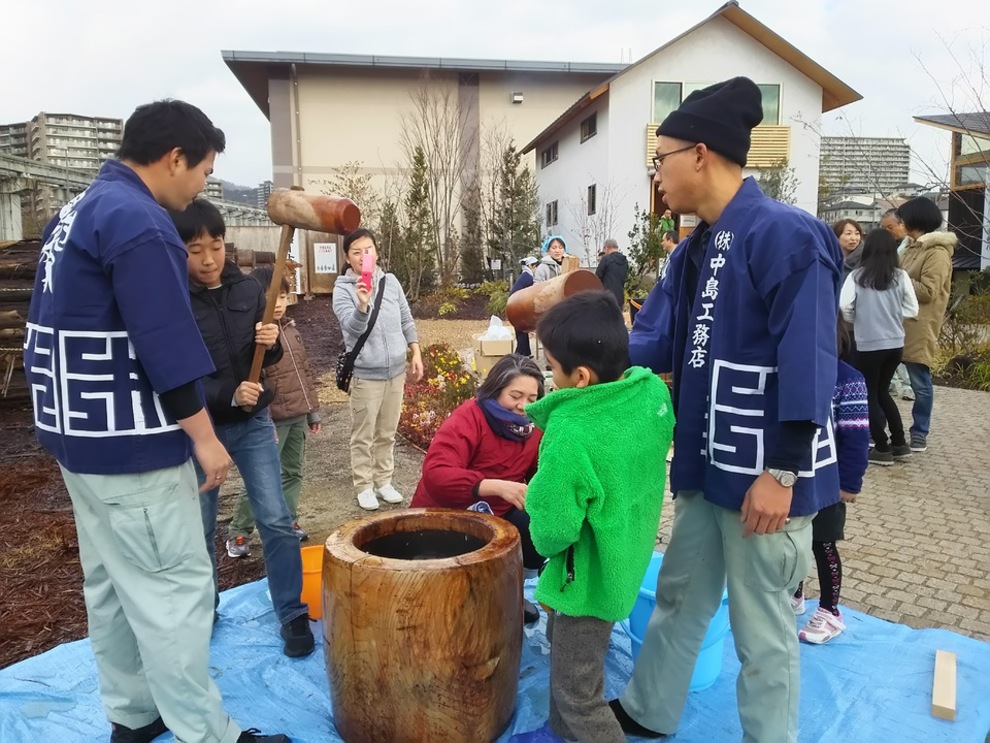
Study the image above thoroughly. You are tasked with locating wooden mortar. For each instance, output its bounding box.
[323,509,523,743]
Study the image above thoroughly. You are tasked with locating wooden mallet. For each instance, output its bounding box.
[246,187,361,385]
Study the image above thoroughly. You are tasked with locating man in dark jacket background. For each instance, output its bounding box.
[596,238,628,309]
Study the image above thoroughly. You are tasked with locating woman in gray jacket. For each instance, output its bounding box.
[839,229,918,467]
[333,229,424,511]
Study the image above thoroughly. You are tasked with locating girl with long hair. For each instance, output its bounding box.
[839,229,919,465]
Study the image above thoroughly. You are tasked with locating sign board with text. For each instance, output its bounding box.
[314,242,338,275]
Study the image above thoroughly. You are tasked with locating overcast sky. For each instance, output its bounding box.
[2,0,986,189]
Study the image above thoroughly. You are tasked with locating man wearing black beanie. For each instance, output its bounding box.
[612,77,844,742]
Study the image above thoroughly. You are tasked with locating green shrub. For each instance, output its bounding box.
[940,294,990,357]
[964,360,990,391]
[476,279,510,317]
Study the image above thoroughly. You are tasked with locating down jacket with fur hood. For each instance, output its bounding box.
[900,230,956,368]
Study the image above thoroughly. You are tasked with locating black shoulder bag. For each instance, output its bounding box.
[335,275,387,393]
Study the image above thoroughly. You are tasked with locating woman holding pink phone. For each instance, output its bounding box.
[333,229,424,511]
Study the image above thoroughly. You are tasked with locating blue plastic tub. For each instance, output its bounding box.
[620,551,730,692]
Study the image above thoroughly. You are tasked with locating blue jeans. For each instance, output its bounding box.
[196,410,307,626]
[904,362,933,436]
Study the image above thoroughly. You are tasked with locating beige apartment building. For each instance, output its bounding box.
[223,51,623,291]
[0,112,123,228]
[1,113,122,172]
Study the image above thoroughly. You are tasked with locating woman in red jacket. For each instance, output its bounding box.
[411,354,545,572]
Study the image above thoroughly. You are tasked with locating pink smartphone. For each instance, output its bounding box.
[360,248,374,291]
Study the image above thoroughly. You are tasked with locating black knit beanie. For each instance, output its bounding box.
[656,77,764,167]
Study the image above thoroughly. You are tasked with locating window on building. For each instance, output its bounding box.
[957,132,990,158]
[681,82,708,99]
[758,84,781,125]
[587,185,597,215]
[954,163,988,189]
[658,81,781,125]
[653,82,682,123]
[541,142,559,168]
[580,113,597,143]
[546,200,559,226]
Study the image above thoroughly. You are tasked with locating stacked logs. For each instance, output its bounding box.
[0,240,40,402]
[0,241,294,405]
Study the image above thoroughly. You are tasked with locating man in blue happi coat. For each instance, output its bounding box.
[609,78,843,742]
[23,100,288,743]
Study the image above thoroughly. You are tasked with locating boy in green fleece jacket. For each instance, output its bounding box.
[509,291,675,743]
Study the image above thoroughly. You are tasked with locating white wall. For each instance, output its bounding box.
[295,67,610,195]
[537,15,829,256]
[535,95,611,265]
[477,72,616,171]
[983,182,990,271]
[226,226,283,253]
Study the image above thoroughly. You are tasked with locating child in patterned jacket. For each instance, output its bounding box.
[792,321,870,643]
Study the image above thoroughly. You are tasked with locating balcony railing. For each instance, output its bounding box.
[646,124,792,169]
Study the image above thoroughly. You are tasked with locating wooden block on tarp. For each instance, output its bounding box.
[931,649,957,721]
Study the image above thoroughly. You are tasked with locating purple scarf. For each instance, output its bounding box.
[477,397,534,441]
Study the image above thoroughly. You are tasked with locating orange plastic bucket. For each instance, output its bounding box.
[300,545,324,620]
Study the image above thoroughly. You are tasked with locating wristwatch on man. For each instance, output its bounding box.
[767,468,798,488]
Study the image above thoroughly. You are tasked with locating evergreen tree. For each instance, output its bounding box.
[460,186,486,284]
[626,203,664,282]
[377,199,404,283]
[486,143,541,267]
[404,146,435,300]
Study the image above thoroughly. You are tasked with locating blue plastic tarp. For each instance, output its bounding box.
[1,578,988,741]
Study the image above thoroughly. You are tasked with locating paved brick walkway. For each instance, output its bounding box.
[655,384,990,642]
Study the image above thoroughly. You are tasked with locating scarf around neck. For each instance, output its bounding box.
[477,397,534,441]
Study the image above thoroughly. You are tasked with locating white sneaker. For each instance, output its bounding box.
[376,483,404,504]
[356,487,380,511]
[799,607,845,644]
[790,593,806,616]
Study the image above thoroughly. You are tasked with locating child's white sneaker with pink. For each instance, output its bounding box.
[799,607,845,644]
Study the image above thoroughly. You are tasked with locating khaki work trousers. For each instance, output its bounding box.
[61,460,241,743]
[620,490,813,743]
[348,373,405,492]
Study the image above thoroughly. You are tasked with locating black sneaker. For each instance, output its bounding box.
[892,444,912,461]
[910,434,928,452]
[280,614,315,658]
[523,599,539,625]
[868,448,894,466]
[608,699,667,738]
[110,717,168,743]
[237,729,290,742]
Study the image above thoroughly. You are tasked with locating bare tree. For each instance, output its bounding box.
[909,37,990,270]
[566,180,621,265]
[399,73,477,284]
[310,160,382,227]
[589,181,620,253]
[477,121,513,261]
[757,158,800,204]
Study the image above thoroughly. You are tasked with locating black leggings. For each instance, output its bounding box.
[795,541,843,615]
[854,347,906,450]
[502,507,544,570]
